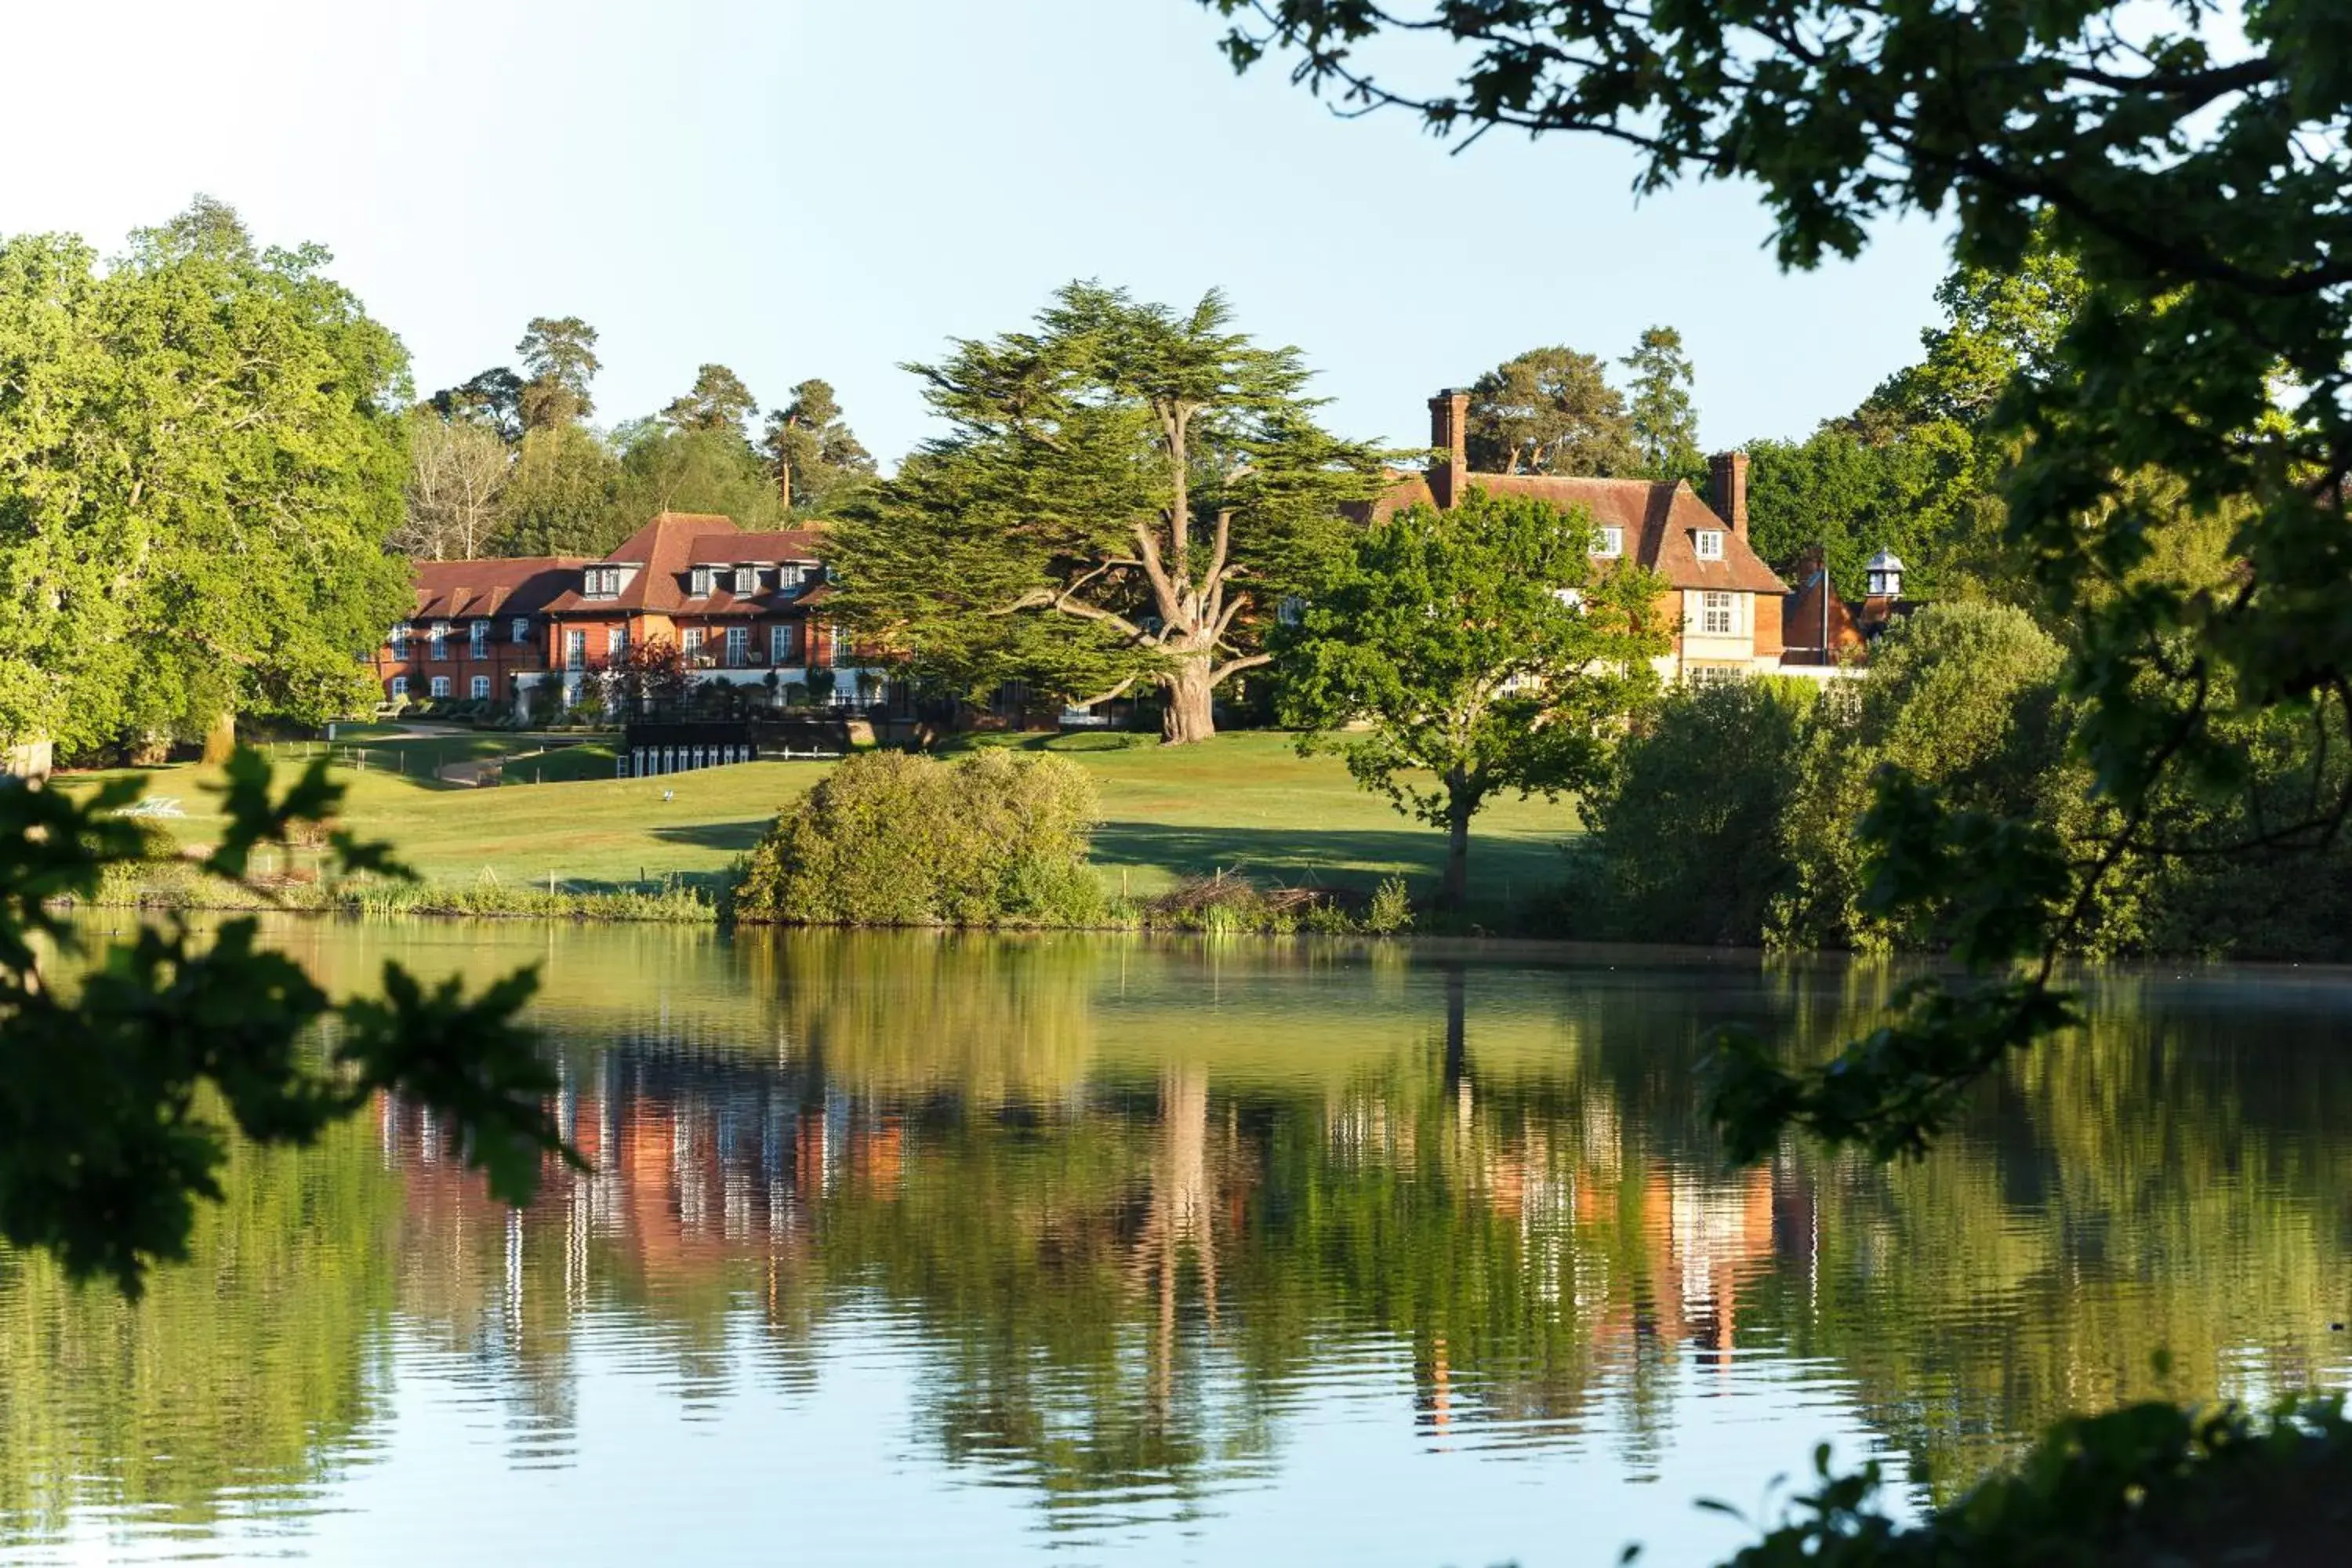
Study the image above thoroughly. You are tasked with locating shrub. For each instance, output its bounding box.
[1581,677,1819,943]
[733,750,1103,927]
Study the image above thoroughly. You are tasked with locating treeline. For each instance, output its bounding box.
[397,319,875,561]
[1573,602,2352,961]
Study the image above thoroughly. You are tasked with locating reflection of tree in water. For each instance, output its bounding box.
[9,935,2352,1542]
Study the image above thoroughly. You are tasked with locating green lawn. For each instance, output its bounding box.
[64,731,1578,921]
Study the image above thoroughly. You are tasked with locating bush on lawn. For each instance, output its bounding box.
[733,750,1102,927]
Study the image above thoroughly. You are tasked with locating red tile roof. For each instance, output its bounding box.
[410,557,586,621]
[539,513,833,618]
[1372,472,1787,595]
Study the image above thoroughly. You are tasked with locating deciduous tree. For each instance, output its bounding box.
[490,422,622,556]
[1276,488,1668,908]
[832,282,1390,742]
[396,411,508,561]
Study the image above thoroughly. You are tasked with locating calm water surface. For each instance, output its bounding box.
[4,921,2350,1566]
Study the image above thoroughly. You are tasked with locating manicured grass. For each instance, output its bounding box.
[62,730,1578,921]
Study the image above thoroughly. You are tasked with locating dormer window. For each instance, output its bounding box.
[584,567,624,598]
[1592,525,1623,558]
[690,566,714,598]
[1694,529,1724,561]
[734,565,757,596]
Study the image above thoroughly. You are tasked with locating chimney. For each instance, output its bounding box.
[1428,389,1468,510]
[1708,451,1749,538]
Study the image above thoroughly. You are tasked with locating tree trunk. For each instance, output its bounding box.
[1160,659,1216,745]
[1439,770,1473,910]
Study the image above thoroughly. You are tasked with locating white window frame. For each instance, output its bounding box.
[391,626,411,658]
[1592,525,1623,558]
[469,620,488,660]
[390,675,408,699]
[682,626,706,663]
[1700,590,1736,636]
[564,630,586,670]
[511,617,529,644]
[1688,664,1744,689]
[734,566,757,596]
[1694,529,1725,561]
[725,626,748,667]
[770,622,794,663]
[429,675,451,699]
[690,567,714,598]
[428,622,448,660]
[606,626,626,661]
[470,675,491,700]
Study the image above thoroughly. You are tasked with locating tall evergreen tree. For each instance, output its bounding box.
[516,315,600,430]
[1465,347,1639,476]
[831,283,1389,743]
[1621,325,1702,483]
[760,377,876,514]
[662,363,758,435]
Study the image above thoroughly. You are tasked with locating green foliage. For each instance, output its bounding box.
[829,282,1392,742]
[1722,1399,2352,1567]
[490,421,622,556]
[1581,677,1817,943]
[760,376,877,514]
[1465,344,1639,476]
[0,750,578,1297]
[1277,486,1668,906]
[661,362,758,435]
[1621,325,1703,483]
[610,420,786,531]
[0,200,412,757]
[1209,0,2352,1171]
[515,314,600,430]
[733,750,1104,927]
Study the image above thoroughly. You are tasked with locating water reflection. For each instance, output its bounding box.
[4,927,2351,1565]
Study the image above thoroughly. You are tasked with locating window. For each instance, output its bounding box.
[683,627,706,663]
[511,617,529,644]
[1688,664,1743,689]
[725,626,748,667]
[1592,525,1623,557]
[1700,591,1735,635]
[1694,529,1724,561]
[428,622,448,660]
[829,624,849,662]
[469,621,488,660]
[1278,594,1306,626]
[391,626,411,658]
[390,675,408,699]
[430,676,451,699]
[690,567,714,597]
[564,630,586,670]
[734,566,757,596]
[585,566,626,598]
[770,622,797,663]
[470,675,491,700]
[606,626,626,661]
[786,563,812,593]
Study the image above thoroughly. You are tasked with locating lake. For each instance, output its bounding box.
[3,920,2348,1566]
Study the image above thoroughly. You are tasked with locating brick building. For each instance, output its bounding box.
[372,511,887,713]
[1374,390,1790,683]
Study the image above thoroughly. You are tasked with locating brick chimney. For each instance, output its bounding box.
[1428,389,1468,510]
[1708,450,1750,539]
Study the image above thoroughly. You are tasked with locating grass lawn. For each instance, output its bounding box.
[63,730,1578,922]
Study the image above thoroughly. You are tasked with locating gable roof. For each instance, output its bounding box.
[538,512,836,617]
[1371,472,1788,595]
[410,557,585,621]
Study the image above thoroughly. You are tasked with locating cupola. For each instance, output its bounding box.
[1864,548,1905,597]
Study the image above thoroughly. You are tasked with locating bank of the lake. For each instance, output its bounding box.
[64,731,1577,930]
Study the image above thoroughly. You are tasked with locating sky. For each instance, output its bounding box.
[3,0,1953,465]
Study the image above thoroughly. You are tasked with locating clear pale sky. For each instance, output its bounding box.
[5,0,1951,464]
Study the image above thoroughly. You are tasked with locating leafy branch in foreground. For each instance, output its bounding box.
[1208,0,2352,1160]
[0,750,580,1297]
